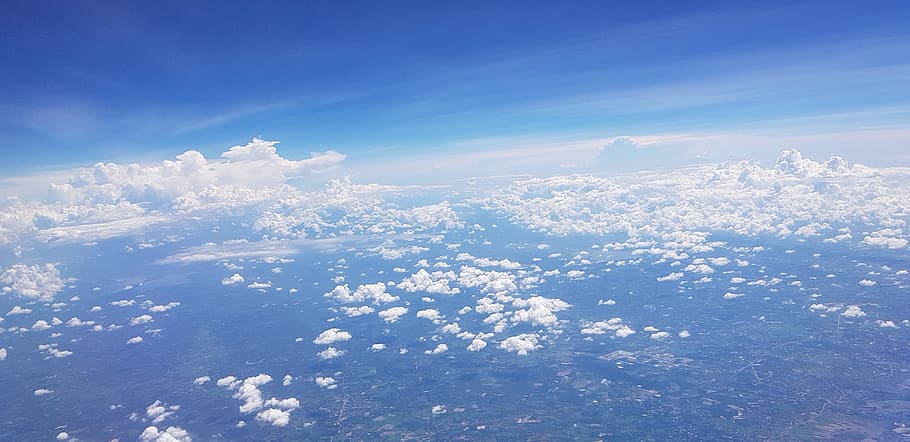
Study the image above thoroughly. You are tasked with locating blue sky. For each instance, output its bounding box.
[2,1,910,177]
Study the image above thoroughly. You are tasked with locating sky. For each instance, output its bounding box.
[2,1,910,181]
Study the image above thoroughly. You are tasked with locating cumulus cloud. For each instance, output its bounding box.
[499,333,541,356]
[425,343,448,355]
[7,305,32,315]
[467,339,487,352]
[416,308,443,322]
[317,347,346,360]
[340,305,374,317]
[1,263,65,300]
[378,306,408,323]
[0,348,6,361]
[193,376,210,386]
[128,336,144,344]
[221,274,245,286]
[581,318,636,338]
[398,269,461,295]
[510,296,571,327]
[139,426,192,442]
[313,328,352,345]
[131,314,154,326]
[315,376,337,389]
[326,283,399,304]
[841,305,866,318]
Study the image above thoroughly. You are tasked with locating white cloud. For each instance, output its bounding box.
[467,339,487,352]
[1,263,64,300]
[139,426,192,442]
[34,388,53,396]
[149,302,180,313]
[247,281,272,289]
[193,376,210,386]
[340,305,374,317]
[398,269,461,295]
[326,283,399,304]
[111,299,135,307]
[858,279,876,287]
[499,333,541,356]
[416,309,443,322]
[510,296,571,327]
[146,400,180,424]
[221,274,245,286]
[581,318,636,338]
[378,306,408,323]
[131,314,154,326]
[32,320,52,331]
[0,348,6,361]
[841,305,866,318]
[313,328,352,345]
[657,272,685,282]
[317,347,346,360]
[315,376,337,389]
[425,343,448,355]
[127,336,144,344]
[7,305,32,315]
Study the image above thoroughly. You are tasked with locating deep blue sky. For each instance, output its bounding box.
[2,1,910,174]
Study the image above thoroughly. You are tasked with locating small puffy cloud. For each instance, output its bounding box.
[313,328,352,345]
[841,305,866,318]
[326,283,399,304]
[431,405,447,415]
[416,309,443,322]
[127,336,144,344]
[256,408,291,426]
[32,320,52,331]
[467,339,487,352]
[657,272,684,282]
[56,432,69,440]
[723,292,744,300]
[140,426,192,442]
[222,274,245,286]
[425,343,448,355]
[370,343,387,351]
[0,348,6,360]
[678,330,691,338]
[876,320,897,328]
[34,388,53,396]
[858,279,876,287]
[581,318,635,338]
[398,269,460,295]
[315,376,337,389]
[1,263,65,301]
[146,400,180,424]
[193,376,210,386]
[247,281,272,289]
[499,333,541,356]
[90,305,102,312]
[510,296,571,327]
[378,306,408,323]
[149,302,180,313]
[317,347,346,360]
[340,305,374,317]
[111,299,135,307]
[131,314,154,326]
[282,375,293,386]
[650,331,670,340]
[7,305,32,315]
